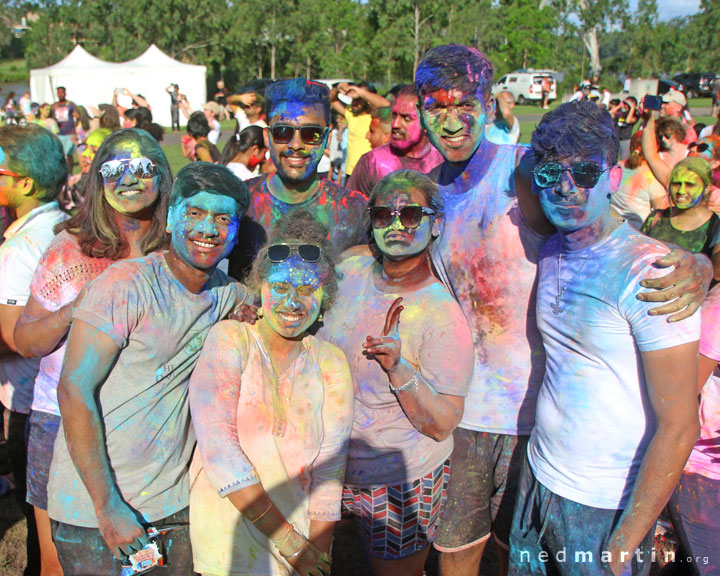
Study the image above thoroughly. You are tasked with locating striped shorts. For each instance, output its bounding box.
[342,458,451,559]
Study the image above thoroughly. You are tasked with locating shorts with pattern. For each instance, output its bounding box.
[342,458,450,560]
[434,428,528,551]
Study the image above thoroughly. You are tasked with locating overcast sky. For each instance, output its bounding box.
[651,0,700,20]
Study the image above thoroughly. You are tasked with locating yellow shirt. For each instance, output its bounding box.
[344,108,372,175]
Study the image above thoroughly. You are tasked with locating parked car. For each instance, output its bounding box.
[672,73,717,98]
[492,70,557,105]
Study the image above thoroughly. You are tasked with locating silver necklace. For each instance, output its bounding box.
[551,253,587,315]
[255,326,302,437]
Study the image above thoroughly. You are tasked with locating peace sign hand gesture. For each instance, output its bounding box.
[362,297,404,373]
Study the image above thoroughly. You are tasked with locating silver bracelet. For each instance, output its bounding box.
[389,370,419,393]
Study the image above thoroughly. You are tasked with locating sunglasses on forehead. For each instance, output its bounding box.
[368,205,435,229]
[269,124,327,145]
[265,243,322,263]
[688,141,712,154]
[99,158,155,182]
[532,161,607,189]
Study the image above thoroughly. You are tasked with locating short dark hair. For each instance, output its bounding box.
[396,85,418,100]
[415,44,494,104]
[0,124,68,201]
[171,162,250,217]
[531,100,619,168]
[265,78,330,126]
[187,111,211,138]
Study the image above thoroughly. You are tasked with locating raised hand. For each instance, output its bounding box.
[362,297,404,373]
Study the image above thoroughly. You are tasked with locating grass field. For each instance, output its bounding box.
[0,59,27,83]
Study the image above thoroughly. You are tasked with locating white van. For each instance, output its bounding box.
[492,70,557,105]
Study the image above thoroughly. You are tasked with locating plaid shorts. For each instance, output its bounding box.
[342,458,450,560]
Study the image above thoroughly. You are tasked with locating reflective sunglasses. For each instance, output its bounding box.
[99,157,155,182]
[0,167,21,178]
[688,141,712,154]
[269,124,327,145]
[532,161,607,189]
[368,205,435,229]
[266,243,322,263]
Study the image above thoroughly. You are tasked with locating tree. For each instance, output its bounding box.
[547,0,628,76]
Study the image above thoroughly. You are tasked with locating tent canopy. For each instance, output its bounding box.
[30,44,207,128]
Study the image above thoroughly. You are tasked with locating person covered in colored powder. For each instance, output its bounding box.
[13,128,172,576]
[413,44,710,576]
[0,124,69,576]
[46,162,252,574]
[666,282,720,575]
[319,170,474,576]
[189,211,353,576]
[641,157,720,274]
[227,78,368,282]
[508,100,701,575]
[347,85,444,197]
[610,131,670,229]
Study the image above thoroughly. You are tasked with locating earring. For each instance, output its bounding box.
[317,313,324,322]
[257,307,264,318]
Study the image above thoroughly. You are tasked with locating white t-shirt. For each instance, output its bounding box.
[486,119,520,146]
[0,202,67,413]
[433,144,549,435]
[208,119,221,145]
[610,164,668,229]
[226,162,255,181]
[528,223,700,509]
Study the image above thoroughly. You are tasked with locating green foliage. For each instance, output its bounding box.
[10,0,720,95]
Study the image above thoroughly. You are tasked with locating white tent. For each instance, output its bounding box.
[30,44,207,128]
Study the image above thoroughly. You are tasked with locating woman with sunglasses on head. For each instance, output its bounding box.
[318,170,474,576]
[641,156,720,280]
[219,125,267,181]
[13,128,171,576]
[188,210,353,576]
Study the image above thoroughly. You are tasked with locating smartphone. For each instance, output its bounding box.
[643,94,662,111]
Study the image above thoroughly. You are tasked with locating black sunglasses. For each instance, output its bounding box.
[99,158,155,182]
[532,161,607,189]
[688,142,712,154]
[266,243,322,263]
[368,205,435,229]
[269,124,327,145]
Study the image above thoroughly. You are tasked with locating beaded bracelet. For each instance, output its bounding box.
[389,370,419,393]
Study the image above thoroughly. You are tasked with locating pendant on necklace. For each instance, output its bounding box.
[551,298,562,315]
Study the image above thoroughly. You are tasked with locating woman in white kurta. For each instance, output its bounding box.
[189,212,354,576]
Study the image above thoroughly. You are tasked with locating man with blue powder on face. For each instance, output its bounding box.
[414,44,711,576]
[227,77,368,281]
[46,162,252,575]
[508,100,701,575]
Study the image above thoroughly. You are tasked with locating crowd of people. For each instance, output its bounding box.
[0,42,719,576]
